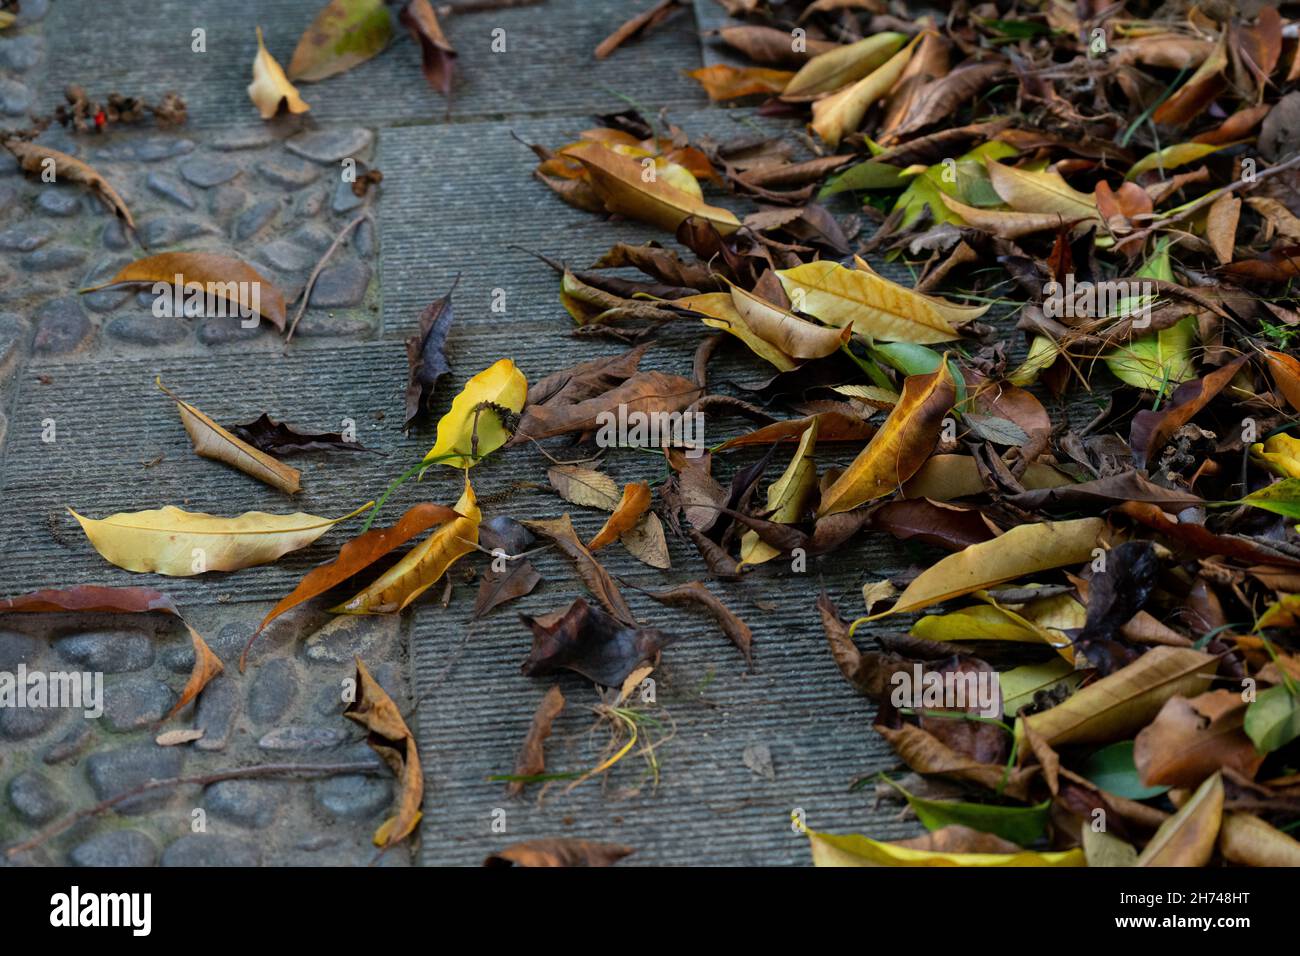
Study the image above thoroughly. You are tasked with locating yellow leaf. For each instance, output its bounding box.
[777,258,986,344]
[859,517,1105,619]
[157,379,300,495]
[783,32,908,98]
[728,283,851,359]
[1251,432,1300,479]
[247,27,309,120]
[1024,646,1218,747]
[809,35,920,148]
[424,359,528,469]
[985,159,1099,223]
[333,479,480,614]
[911,597,1078,663]
[675,291,798,372]
[817,363,955,516]
[1136,772,1223,867]
[70,504,369,576]
[806,827,1084,867]
[940,193,1068,239]
[566,140,740,236]
[739,419,818,568]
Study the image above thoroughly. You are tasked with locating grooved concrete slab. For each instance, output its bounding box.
[36,0,710,129]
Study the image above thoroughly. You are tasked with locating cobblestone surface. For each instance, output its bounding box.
[0,0,947,866]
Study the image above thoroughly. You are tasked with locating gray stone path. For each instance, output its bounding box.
[0,0,958,865]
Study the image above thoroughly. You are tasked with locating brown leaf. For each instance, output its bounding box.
[1134,690,1264,789]
[515,371,702,443]
[344,657,423,847]
[228,413,371,456]
[523,515,635,624]
[876,721,1035,801]
[158,380,300,495]
[1136,772,1223,866]
[484,838,633,867]
[507,685,565,797]
[594,0,682,59]
[1206,193,1240,265]
[0,585,222,723]
[520,597,678,686]
[640,581,753,669]
[83,252,286,331]
[404,278,456,429]
[1129,356,1247,469]
[4,138,135,232]
[399,0,456,96]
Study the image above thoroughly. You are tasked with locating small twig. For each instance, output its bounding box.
[5,761,382,857]
[1124,153,1300,248]
[285,211,372,344]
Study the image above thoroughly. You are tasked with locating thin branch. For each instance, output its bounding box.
[285,211,372,344]
[5,761,382,858]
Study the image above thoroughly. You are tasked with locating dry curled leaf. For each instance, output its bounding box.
[158,380,301,495]
[345,657,422,847]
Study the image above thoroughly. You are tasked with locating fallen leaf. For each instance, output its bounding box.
[524,515,634,623]
[1218,812,1300,866]
[345,657,422,847]
[777,258,987,343]
[507,685,565,797]
[423,359,527,469]
[805,826,1083,867]
[810,35,920,148]
[399,0,456,96]
[588,482,652,550]
[289,0,394,82]
[687,64,794,100]
[818,363,954,516]
[0,584,223,723]
[83,252,287,331]
[1024,647,1219,747]
[403,279,457,429]
[71,503,370,576]
[1134,690,1264,788]
[639,581,753,668]
[248,26,309,119]
[565,140,740,236]
[520,597,678,686]
[333,479,479,613]
[1129,356,1247,469]
[228,413,371,456]
[1136,772,1223,866]
[158,380,301,495]
[4,138,136,231]
[255,502,459,641]
[783,32,908,98]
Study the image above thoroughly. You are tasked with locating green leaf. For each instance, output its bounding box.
[999,659,1080,715]
[1077,740,1170,800]
[819,161,906,197]
[885,777,1051,846]
[1238,478,1300,520]
[1104,316,1197,391]
[868,341,943,376]
[288,0,394,83]
[1126,142,1231,181]
[1244,684,1300,754]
